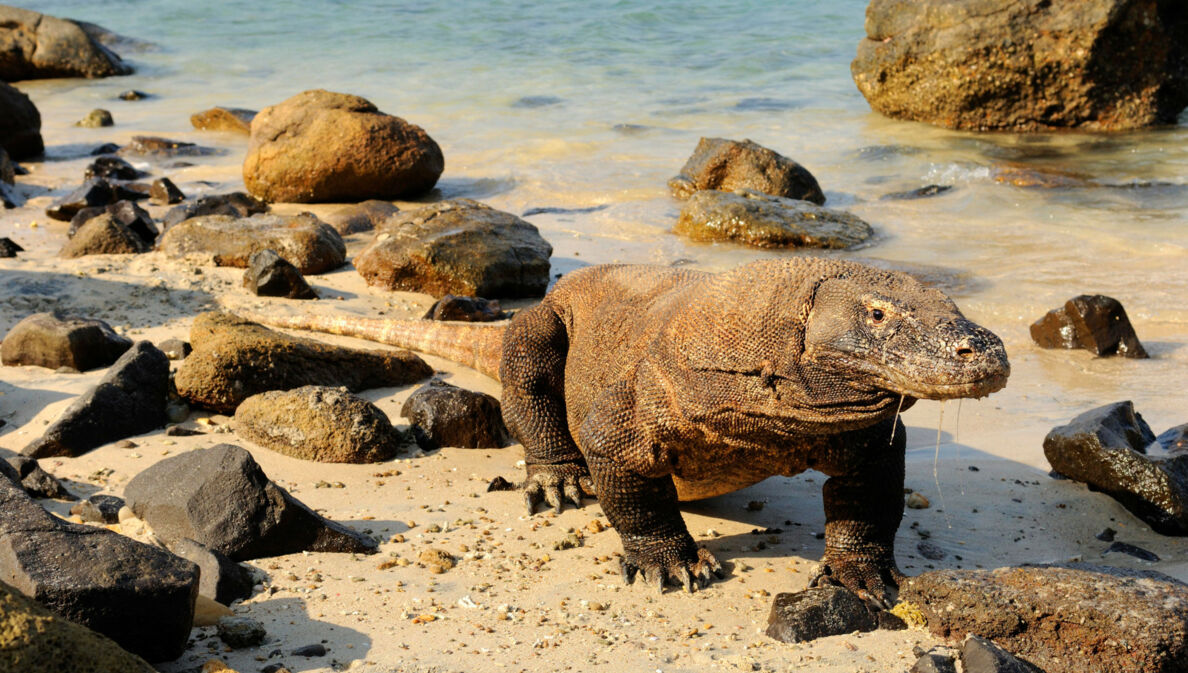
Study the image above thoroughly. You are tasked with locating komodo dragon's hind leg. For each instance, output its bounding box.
[500,302,592,514]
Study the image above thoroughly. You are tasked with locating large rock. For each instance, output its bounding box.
[23,341,170,459]
[158,212,346,274]
[243,89,444,202]
[675,189,872,249]
[235,386,403,463]
[0,6,132,80]
[0,579,156,673]
[765,586,878,643]
[162,191,268,228]
[355,198,552,298]
[1043,401,1188,535]
[1030,294,1148,358]
[59,212,151,257]
[0,81,43,159]
[191,106,256,134]
[175,312,432,413]
[0,470,197,662]
[900,564,1188,673]
[68,199,157,244]
[668,138,825,204]
[400,379,509,450]
[242,249,318,299]
[124,443,378,559]
[852,0,1188,131]
[961,635,1043,673]
[168,538,255,606]
[1,312,132,371]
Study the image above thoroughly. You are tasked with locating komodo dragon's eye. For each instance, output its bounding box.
[870,308,885,323]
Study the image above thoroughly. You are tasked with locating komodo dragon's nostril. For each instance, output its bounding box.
[956,345,975,359]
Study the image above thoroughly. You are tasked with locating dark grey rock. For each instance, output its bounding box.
[674,189,872,249]
[158,337,191,360]
[70,494,125,524]
[913,652,959,673]
[4,455,74,500]
[0,181,20,209]
[0,471,197,662]
[0,7,132,81]
[119,135,218,158]
[23,341,170,459]
[882,184,953,200]
[292,643,326,657]
[0,237,21,257]
[45,179,148,222]
[0,82,42,159]
[83,156,144,182]
[68,200,157,245]
[162,191,268,228]
[91,142,120,155]
[423,295,505,322]
[765,586,878,643]
[1,146,15,184]
[123,443,379,560]
[0,311,132,371]
[149,177,184,205]
[1103,541,1160,562]
[169,538,255,605]
[216,616,267,648]
[917,540,946,560]
[401,379,509,450]
[962,635,1044,673]
[1159,423,1188,452]
[60,212,151,257]
[118,90,148,101]
[1031,295,1148,358]
[1043,401,1188,535]
[243,249,317,299]
[1096,527,1117,542]
[76,109,114,128]
[669,137,825,204]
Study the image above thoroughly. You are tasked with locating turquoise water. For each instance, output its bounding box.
[14,1,1188,443]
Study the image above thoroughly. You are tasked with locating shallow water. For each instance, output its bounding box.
[11,1,1188,458]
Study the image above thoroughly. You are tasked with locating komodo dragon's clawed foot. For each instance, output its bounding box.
[522,464,595,514]
[808,555,905,610]
[619,538,724,593]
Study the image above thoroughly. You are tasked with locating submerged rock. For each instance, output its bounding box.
[175,312,431,413]
[765,586,878,643]
[119,135,218,158]
[162,191,268,228]
[1,312,132,371]
[83,155,145,182]
[158,212,346,274]
[882,184,953,200]
[669,137,825,204]
[242,249,318,299]
[124,443,378,560]
[355,198,552,298]
[244,89,444,202]
[400,379,509,450]
[76,108,114,128]
[675,189,872,249]
[191,106,256,134]
[852,0,1188,131]
[0,82,42,159]
[0,7,132,80]
[423,295,505,322]
[1043,401,1188,535]
[23,342,170,459]
[1030,294,1148,358]
[235,386,403,463]
[900,564,1188,673]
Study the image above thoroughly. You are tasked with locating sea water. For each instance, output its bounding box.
[13,0,1188,465]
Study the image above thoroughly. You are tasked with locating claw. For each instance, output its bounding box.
[523,485,543,514]
[578,475,595,496]
[563,481,583,507]
[675,567,694,593]
[544,486,564,514]
[647,567,665,593]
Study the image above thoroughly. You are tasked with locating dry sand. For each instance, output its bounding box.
[2,130,1187,673]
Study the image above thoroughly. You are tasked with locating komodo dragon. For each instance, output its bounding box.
[243,258,1010,604]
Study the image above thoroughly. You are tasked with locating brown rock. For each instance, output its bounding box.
[175,312,432,413]
[157,212,346,274]
[243,89,443,202]
[149,177,185,205]
[1030,294,1148,358]
[900,564,1188,673]
[0,7,132,80]
[668,137,825,204]
[1,312,131,371]
[0,81,43,159]
[119,135,218,158]
[162,191,268,228]
[235,386,404,463]
[190,107,256,134]
[75,108,113,128]
[675,189,872,249]
[60,212,150,257]
[355,198,552,298]
[423,295,505,322]
[323,199,400,235]
[852,0,1188,131]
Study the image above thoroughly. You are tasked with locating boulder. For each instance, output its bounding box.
[83,155,144,181]
[70,494,125,524]
[168,538,255,605]
[4,455,73,500]
[765,586,878,643]
[423,295,505,322]
[235,385,404,463]
[243,89,443,202]
[174,312,431,413]
[162,191,268,228]
[323,199,400,235]
[851,0,1188,131]
[158,212,346,274]
[961,635,1043,673]
[0,579,156,673]
[70,199,157,241]
[76,108,113,128]
[1043,401,1188,535]
[123,443,379,559]
[1030,294,1148,358]
[0,472,197,662]
[355,198,552,298]
[674,189,872,249]
[400,379,509,451]
[900,564,1188,673]
[45,179,148,221]
[119,135,218,158]
[242,249,318,299]
[23,341,170,459]
[0,6,132,80]
[1,312,132,371]
[668,138,825,204]
[149,177,184,205]
[60,212,151,257]
[191,106,256,134]
[0,82,43,159]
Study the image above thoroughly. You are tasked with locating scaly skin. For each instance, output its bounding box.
[242,258,1010,606]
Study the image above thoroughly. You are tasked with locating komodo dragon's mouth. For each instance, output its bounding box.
[878,368,1010,401]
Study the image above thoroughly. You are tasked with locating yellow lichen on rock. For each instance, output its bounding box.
[890,601,927,630]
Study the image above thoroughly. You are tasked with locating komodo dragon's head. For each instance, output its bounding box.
[802,271,1010,401]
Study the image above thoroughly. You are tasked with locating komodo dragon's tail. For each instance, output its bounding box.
[238,311,507,382]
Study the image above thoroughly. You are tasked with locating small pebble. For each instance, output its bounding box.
[906,492,930,509]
